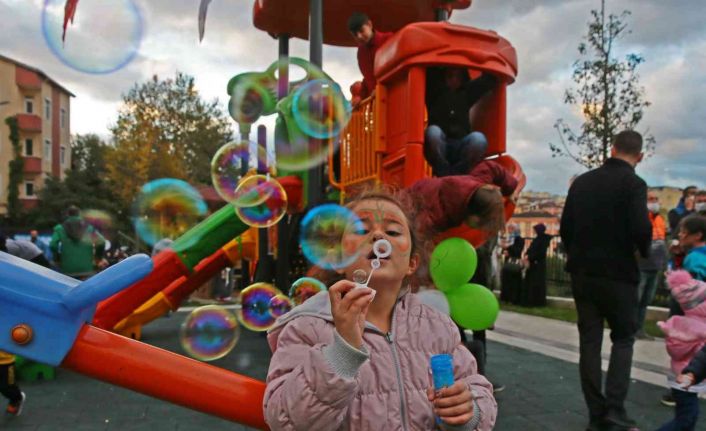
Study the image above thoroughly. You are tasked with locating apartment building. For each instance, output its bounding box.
[0,54,73,214]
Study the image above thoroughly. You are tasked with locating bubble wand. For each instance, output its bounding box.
[353,239,392,295]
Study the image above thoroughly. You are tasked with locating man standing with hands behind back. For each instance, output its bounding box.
[560,130,652,431]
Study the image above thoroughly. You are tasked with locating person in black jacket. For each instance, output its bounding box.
[424,67,497,177]
[560,130,652,431]
[521,223,552,307]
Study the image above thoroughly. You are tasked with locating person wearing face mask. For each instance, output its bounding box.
[669,186,697,237]
[635,190,667,340]
[695,190,706,216]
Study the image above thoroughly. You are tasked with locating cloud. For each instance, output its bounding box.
[2,0,704,195]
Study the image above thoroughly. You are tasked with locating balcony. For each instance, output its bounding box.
[23,156,42,175]
[20,198,39,211]
[16,113,42,133]
[15,67,42,92]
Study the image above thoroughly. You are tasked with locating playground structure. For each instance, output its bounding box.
[0,1,524,429]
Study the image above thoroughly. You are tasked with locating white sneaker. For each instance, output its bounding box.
[6,392,26,416]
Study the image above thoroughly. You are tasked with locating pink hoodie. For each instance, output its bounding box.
[659,270,706,375]
[263,291,497,430]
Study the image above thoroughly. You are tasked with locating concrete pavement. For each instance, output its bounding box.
[1,309,703,430]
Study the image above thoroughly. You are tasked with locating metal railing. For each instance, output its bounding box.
[503,236,671,306]
[329,96,379,194]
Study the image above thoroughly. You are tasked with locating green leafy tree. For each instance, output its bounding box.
[29,134,123,230]
[107,72,233,208]
[550,0,655,169]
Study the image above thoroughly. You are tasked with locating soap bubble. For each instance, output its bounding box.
[352,269,368,285]
[42,0,143,74]
[81,209,113,233]
[292,79,352,139]
[180,305,240,361]
[269,294,293,318]
[289,277,327,306]
[299,204,365,270]
[234,176,288,228]
[211,142,269,204]
[132,178,207,246]
[237,283,280,331]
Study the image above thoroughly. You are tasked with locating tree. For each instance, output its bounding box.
[107,72,233,208]
[29,134,123,230]
[4,117,23,224]
[550,0,655,169]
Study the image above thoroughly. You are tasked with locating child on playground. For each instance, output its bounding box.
[0,350,26,416]
[264,188,497,430]
[658,214,706,431]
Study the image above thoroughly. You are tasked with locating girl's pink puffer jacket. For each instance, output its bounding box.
[263,290,497,430]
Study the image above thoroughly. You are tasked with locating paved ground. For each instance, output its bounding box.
[2,310,705,430]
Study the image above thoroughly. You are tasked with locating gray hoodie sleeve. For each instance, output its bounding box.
[323,329,370,378]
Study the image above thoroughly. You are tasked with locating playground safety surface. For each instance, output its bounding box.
[2,310,705,430]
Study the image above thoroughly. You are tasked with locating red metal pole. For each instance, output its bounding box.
[62,325,269,430]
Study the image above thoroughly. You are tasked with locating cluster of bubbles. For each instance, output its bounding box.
[132,178,207,246]
[179,275,329,361]
[42,0,143,74]
[227,58,351,173]
[234,175,288,228]
[210,140,287,229]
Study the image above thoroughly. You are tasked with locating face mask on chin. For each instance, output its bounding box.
[647,202,660,213]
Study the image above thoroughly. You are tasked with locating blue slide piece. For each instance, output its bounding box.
[0,253,152,366]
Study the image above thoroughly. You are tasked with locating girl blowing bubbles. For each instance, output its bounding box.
[264,189,497,430]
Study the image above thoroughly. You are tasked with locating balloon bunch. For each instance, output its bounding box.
[428,238,499,331]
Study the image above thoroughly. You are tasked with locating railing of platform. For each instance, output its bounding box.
[329,96,379,194]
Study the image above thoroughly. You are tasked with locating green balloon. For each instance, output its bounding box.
[429,238,477,291]
[446,283,499,330]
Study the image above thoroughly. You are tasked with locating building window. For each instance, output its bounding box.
[44,139,52,162]
[60,108,66,128]
[60,146,66,165]
[25,139,34,156]
[25,97,33,114]
[25,182,35,197]
[45,97,51,120]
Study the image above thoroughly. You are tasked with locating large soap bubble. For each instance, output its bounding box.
[42,0,143,74]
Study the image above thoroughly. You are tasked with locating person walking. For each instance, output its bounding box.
[521,223,552,307]
[50,205,106,279]
[0,350,25,416]
[560,130,652,431]
[635,189,668,340]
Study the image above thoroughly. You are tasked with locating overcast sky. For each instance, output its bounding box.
[1,0,704,194]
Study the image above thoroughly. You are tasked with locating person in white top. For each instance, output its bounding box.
[0,234,51,267]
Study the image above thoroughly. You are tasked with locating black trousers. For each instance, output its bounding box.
[0,363,22,405]
[571,274,638,419]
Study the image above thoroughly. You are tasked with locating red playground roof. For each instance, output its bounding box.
[253,0,472,47]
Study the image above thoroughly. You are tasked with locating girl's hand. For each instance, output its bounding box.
[328,280,374,349]
[677,373,695,389]
[427,381,474,425]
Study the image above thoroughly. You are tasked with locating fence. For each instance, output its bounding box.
[508,235,671,307]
